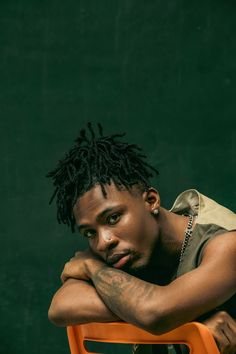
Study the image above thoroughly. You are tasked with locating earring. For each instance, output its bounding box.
[153,209,159,215]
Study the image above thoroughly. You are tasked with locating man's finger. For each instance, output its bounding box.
[210,323,230,354]
[60,271,68,283]
[222,323,236,354]
[218,313,236,353]
[227,316,236,333]
[217,329,231,354]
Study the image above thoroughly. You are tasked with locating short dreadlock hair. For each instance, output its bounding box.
[47,123,159,232]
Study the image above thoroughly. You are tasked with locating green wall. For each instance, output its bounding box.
[1,1,236,353]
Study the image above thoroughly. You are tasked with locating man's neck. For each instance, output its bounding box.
[159,207,191,251]
[125,209,194,285]
[150,208,192,282]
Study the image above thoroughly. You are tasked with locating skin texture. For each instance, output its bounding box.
[48,183,236,353]
[203,311,236,354]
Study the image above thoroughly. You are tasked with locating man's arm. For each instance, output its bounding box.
[48,278,119,326]
[49,282,236,353]
[60,232,236,334]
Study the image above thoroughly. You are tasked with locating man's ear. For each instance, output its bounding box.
[143,187,161,213]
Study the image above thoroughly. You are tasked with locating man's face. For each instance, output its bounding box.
[73,182,160,272]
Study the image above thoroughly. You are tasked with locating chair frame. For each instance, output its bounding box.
[67,321,220,354]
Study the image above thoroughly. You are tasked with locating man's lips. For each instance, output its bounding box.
[113,254,131,269]
[107,252,131,269]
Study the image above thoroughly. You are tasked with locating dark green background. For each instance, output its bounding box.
[1,1,236,353]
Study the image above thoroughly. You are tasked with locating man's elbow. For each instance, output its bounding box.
[142,317,173,335]
[48,296,73,327]
[139,305,174,335]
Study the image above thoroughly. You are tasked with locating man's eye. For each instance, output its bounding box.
[83,230,96,239]
[107,213,121,225]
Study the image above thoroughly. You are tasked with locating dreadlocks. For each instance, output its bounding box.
[47,123,159,232]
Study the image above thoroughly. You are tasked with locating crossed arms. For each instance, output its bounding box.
[49,232,236,352]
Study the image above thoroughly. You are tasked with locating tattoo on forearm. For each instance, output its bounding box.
[91,265,157,325]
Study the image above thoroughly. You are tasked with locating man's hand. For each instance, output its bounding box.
[203,311,236,354]
[60,249,104,283]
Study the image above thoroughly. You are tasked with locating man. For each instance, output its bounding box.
[48,123,236,353]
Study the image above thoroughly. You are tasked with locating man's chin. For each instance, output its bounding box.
[121,262,150,279]
[118,255,159,283]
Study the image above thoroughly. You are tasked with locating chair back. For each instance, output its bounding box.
[67,321,220,354]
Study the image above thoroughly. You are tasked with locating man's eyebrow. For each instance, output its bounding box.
[77,224,90,233]
[77,207,116,232]
[97,207,116,220]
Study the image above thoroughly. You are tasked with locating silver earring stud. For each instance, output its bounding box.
[153,209,159,215]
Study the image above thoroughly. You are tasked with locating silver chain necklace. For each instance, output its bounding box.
[179,214,194,263]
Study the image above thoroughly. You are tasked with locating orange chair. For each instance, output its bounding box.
[67,321,220,354]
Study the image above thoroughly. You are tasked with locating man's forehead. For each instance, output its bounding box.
[75,192,109,215]
[73,183,132,216]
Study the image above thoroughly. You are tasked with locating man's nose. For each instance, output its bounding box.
[96,230,118,253]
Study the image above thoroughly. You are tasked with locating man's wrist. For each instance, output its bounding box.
[85,258,107,279]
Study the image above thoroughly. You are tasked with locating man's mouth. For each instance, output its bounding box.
[107,252,131,269]
[113,254,131,269]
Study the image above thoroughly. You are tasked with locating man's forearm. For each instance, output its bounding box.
[87,262,164,331]
[48,278,120,326]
